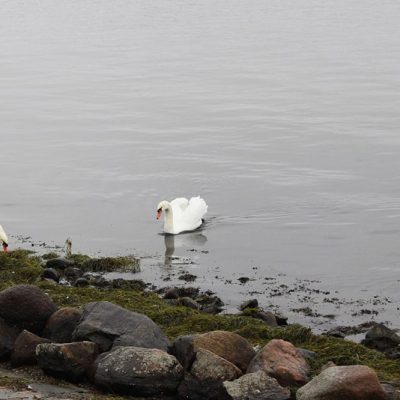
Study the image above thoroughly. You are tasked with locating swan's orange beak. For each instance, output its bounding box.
[156,209,162,220]
[2,243,8,252]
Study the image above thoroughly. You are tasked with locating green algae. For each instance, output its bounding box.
[1,249,400,386]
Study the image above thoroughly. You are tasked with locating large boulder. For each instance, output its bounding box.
[172,330,255,372]
[36,341,98,382]
[11,330,50,366]
[222,371,291,400]
[94,346,183,396]
[72,301,169,352]
[43,307,82,343]
[0,317,20,361]
[0,285,57,334]
[296,365,386,400]
[178,348,242,400]
[247,339,309,386]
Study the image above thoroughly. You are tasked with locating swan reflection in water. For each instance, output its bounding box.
[163,231,208,268]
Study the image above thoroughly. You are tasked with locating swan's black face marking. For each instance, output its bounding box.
[157,208,162,213]
[2,243,8,252]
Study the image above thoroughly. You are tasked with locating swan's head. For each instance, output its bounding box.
[156,201,170,220]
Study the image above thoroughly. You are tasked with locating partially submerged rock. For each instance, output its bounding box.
[94,346,183,396]
[247,339,309,386]
[72,301,170,352]
[0,285,57,334]
[296,365,386,400]
[361,323,400,358]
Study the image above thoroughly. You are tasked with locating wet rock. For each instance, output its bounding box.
[247,339,309,387]
[0,285,57,334]
[74,277,89,287]
[46,257,74,270]
[41,268,60,283]
[94,346,183,396]
[64,266,83,281]
[72,301,170,352]
[275,313,288,326]
[178,297,200,310]
[36,341,98,382]
[244,309,278,327]
[178,348,242,400]
[222,371,291,400]
[237,277,250,284]
[11,330,50,366]
[43,307,82,343]
[240,299,258,311]
[178,273,197,282]
[0,317,20,361]
[296,365,386,400]
[361,323,400,358]
[172,330,255,372]
[164,287,179,299]
[177,287,200,298]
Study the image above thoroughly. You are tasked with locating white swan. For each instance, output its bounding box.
[156,196,208,234]
[0,224,8,252]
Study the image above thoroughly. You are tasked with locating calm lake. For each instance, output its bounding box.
[1,0,400,332]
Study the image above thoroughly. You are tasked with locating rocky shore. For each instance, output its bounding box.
[0,249,399,399]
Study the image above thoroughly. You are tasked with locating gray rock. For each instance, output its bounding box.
[0,317,20,361]
[0,285,57,334]
[46,258,74,270]
[362,323,400,358]
[382,383,400,400]
[164,287,179,299]
[178,297,200,310]
[94,346,183,396]
[178,348,242,400]
[11,330,50,367]
[41,268,60,283]
[252,310,278,327]
[43,307,82,343]
[239,299,258,311]
[72,301,170,352]
[74,277,89,287]
[296,365,386,400]
[36,341,98,382]
[64,267,83,281]
[222,371,291,400]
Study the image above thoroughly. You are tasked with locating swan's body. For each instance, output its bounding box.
[156,196,208,234]
[0,224,8,252]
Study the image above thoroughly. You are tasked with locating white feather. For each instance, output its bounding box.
[157,196,208,234]
[0,224,8,245]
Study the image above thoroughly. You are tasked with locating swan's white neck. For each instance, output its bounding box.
[163,203,175,234]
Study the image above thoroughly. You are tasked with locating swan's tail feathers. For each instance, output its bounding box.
[189,196,208,218]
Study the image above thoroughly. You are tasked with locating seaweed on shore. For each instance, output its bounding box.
[1,249,400,387]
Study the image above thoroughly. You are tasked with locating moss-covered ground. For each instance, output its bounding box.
[1,249,400,391]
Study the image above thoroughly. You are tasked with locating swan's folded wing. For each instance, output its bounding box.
[184,197,208,224]
[171,197,189,211]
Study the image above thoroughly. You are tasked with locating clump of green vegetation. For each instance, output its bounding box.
[1,249,400,386]
[41,251,60,260]
[80,256,140,273]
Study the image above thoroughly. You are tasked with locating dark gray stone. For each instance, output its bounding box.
[41,268,60,283]
[94,346,183,396]
[239,299,258,311]
[43,307,82,343]
[362,323,400,358]
[11,330,50,366]
[0,317,20,361]
[72,301,170,352]
[46,258,74,270]
[178,297,200,310]
[0,285,57,334]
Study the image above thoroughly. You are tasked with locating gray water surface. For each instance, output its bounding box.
[1,0,400,331]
